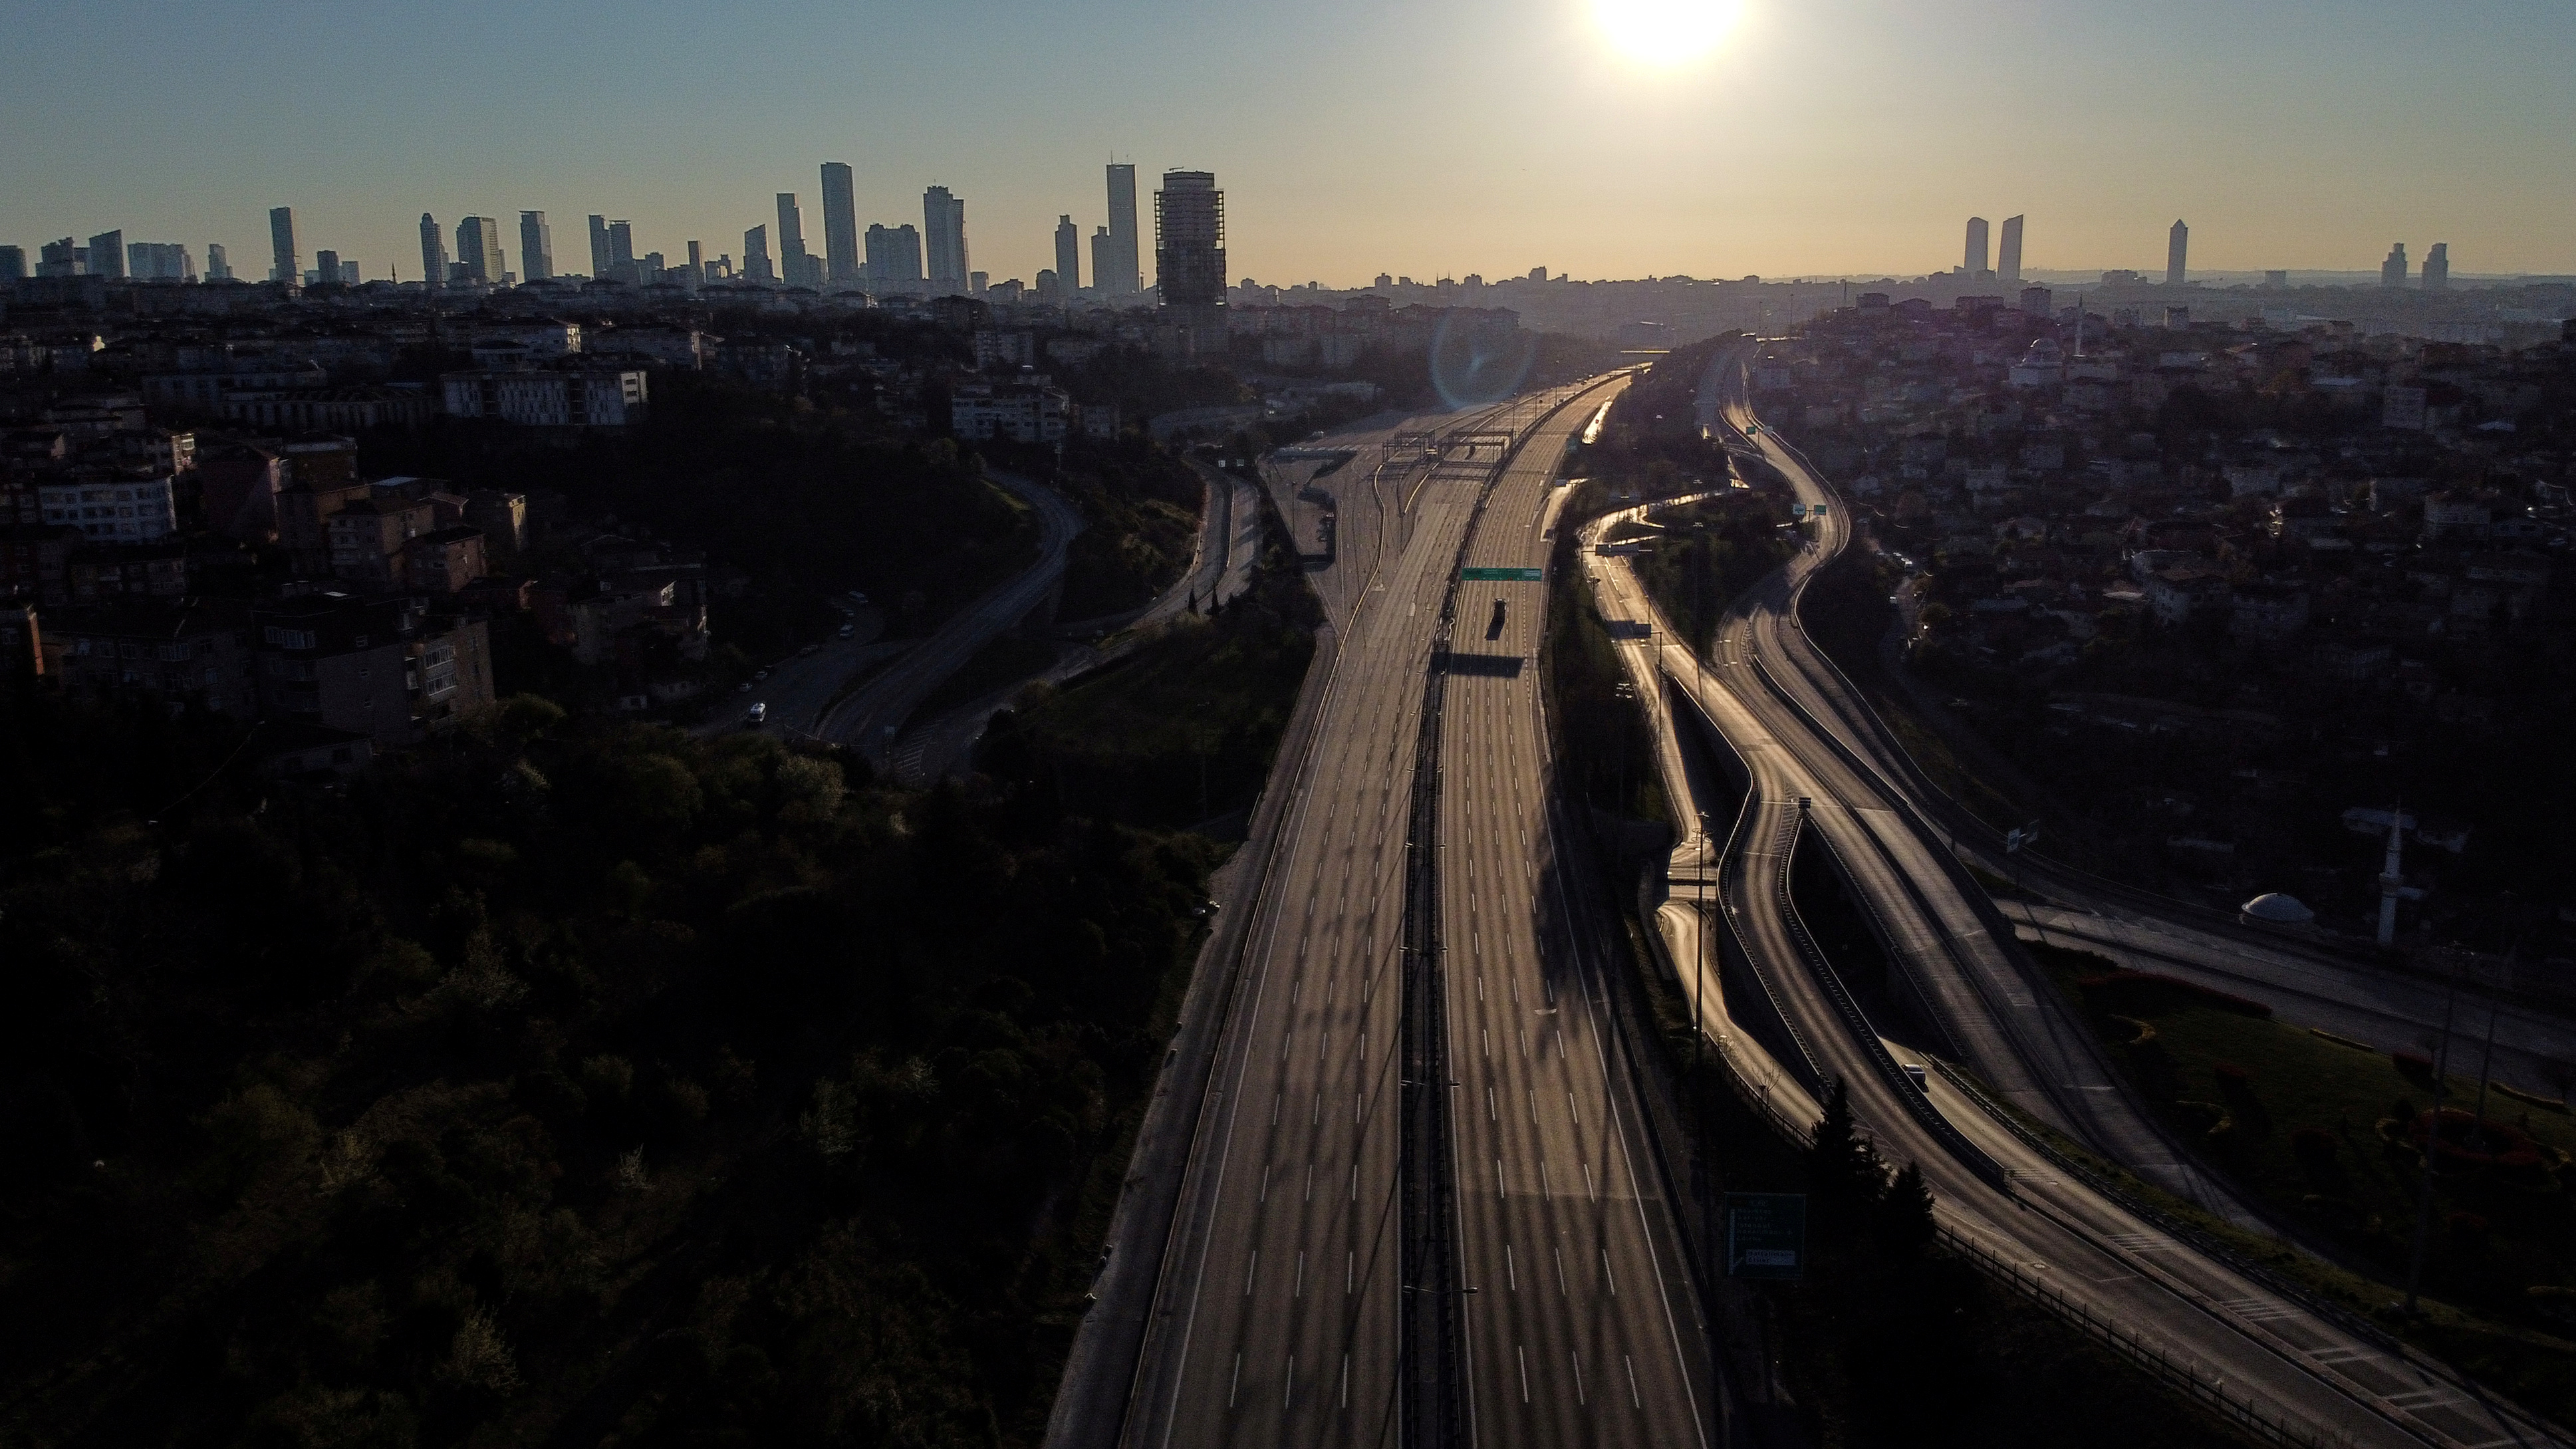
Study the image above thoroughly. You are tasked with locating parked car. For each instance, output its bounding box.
[745,702,768,725]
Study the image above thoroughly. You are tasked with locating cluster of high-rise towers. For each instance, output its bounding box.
[402,162,1183,303]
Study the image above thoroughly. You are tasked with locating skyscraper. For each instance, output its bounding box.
[821,162,860,286]
[1104,163,1141,297]
[315,249,340,287]
[1055,213,1081,295]
[1091,226,1114,301]
[127,242,193,281]
[1997,215,2025,285]
[2381,243,2409,289]
[608,221,636,279]
[686,239,704,290]
[743,224,775,283]
[455,216,506,283]
[269,207,299,286]
[922,186,969,293]
[205,243,230,281]
[420,214,448,289]
[776,193,813,287]
[2166,219,2188,285]
[87,230,127,281]
[519,211,553,281]
[1963,217,1989,278]
[1156,170,1225,351]
[0,247,25,282]
[588,215,613,277]
[2422,242,2450,291]
[866,223,923,293]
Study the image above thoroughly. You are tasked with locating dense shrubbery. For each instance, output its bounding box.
[1039,439,1203,621]
[0,680,1217,1447]
[983,499,1321,831]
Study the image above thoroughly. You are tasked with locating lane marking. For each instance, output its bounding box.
[1518,1345,1531,1404]
[1626,1355,1641,1409]
[1572,1351,1587,1406]
[1245,1251,1257,1296]
[1229,1352,1241,1409]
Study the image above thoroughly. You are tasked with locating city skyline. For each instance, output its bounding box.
[5,1,2573,287]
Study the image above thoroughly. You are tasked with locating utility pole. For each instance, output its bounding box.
[2401,959,2460,1318]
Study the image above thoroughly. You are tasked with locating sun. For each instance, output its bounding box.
[1591,0,1741,66]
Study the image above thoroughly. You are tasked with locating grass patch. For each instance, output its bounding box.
[1543,483,1668,828]
[2018,939,2576,1426]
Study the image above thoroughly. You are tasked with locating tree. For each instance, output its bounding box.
[1876,1161,1936,1259]
[1809,1076,1888,1219]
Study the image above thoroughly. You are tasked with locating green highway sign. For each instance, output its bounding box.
[1724,1192,1807,1281]
[1462,567,1544,582]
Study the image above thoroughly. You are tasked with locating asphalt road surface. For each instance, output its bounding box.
[819,468,1083,763]
[1108,376,1720,1449]
[1580,344,2564,1449]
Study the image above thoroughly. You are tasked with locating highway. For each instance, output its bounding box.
[1583,343,2567,1449]
[1442,385,1713,1449]
[1101,376,1715,1449]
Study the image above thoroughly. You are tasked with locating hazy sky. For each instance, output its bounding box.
[7,1,2574,287]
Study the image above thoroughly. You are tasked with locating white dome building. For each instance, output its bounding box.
[2239,892,2316,929]
[2007,336,2065,389]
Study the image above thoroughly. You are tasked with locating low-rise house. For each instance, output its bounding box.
[951,382,1073,444]
[51,597,260,718]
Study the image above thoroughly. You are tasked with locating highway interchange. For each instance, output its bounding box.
[1066,350,2572,1449]
[1585,344,2565,1449]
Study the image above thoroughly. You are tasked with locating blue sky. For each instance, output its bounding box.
[6,0,2573,286]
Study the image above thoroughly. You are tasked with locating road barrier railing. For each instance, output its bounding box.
[1936,1225,2346,1449]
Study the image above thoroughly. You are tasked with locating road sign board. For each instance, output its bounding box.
[1812,504,1829,516]
[1725,1192,1807,1280]
[1462,567,1544,581]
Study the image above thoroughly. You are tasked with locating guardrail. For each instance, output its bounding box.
[1664,673,1823,1089]
[1770,811,2010,1190]
[1659,892,2360,1449]
[1922,1055,2416,1364]
[1938,1226,2343,1449]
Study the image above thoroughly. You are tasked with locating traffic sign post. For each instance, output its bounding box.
[1724,1192,1807,1281]
[1461,567,1543,582]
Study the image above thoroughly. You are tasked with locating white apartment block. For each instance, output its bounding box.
[442,369,648,427]
[39,475,178,543]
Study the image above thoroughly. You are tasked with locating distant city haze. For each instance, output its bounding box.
[6,0,2575,285]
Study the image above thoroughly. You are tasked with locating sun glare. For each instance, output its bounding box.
[1591,0,1740,66]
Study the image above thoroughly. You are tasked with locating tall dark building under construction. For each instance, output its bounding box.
[1156,170,1224,352]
